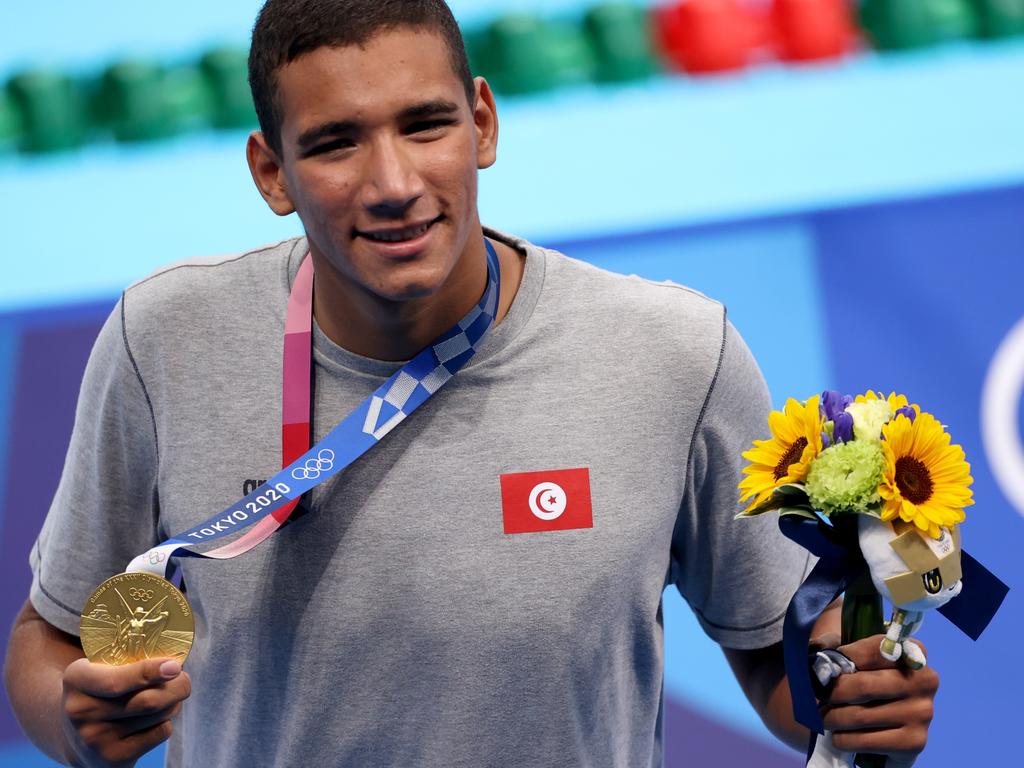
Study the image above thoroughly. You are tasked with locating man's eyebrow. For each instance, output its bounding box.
[398,99,460,120]
[297,120,359,151]
[295,100,461,151]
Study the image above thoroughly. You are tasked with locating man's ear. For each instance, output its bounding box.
[246,131,296,216]
[473,77,499,170]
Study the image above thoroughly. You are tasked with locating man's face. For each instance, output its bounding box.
[266,28,494,303]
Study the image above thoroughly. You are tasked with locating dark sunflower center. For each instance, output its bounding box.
[895,456,934,504]
[773,437,808,481]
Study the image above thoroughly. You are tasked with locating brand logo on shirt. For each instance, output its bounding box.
[500,468,592,534]
[243,479,268,496]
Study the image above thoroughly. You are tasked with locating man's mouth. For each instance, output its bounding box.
[357,216,442,244]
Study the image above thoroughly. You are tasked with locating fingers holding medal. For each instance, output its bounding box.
[80,572,194,666]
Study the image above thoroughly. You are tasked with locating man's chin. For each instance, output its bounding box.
[366,274,446,305]
[374,285,437,304]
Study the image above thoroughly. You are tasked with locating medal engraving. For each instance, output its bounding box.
[80,572,194,666]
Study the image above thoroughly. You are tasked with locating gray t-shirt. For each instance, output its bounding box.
[30,230,809,768]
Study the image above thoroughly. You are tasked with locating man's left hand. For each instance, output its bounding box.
[819,634,939,767]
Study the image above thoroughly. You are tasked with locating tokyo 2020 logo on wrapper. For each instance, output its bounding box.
[982,316,1024,520]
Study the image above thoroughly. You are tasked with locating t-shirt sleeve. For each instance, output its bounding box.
[29,296,161,636]
[670,316,812,650]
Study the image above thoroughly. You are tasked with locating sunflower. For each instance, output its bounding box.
[878,410,974,538]
[739,395,823,513]
[855,389,904,408]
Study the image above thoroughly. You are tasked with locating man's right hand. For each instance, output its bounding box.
[60,658,191,768]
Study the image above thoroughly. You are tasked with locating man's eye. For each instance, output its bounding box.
[309,139,354,155]
[408,119,454,134]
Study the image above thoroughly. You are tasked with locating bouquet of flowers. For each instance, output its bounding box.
[737,390,980,768]
[739,390,972,541]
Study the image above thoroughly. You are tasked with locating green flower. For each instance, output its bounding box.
[846,399,892,442]
[805,440,886,516]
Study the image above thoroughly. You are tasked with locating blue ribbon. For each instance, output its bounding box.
[778,515,1009,744]
[128,240,501,576]
[779,515,863,735]
[938,550,1009,640]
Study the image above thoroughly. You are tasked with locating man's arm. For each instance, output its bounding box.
[723,598,938,764]
[4,599,191,768]
[4,600,85,763]
[723,599,844,751]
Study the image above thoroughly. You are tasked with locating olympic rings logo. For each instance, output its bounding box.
[982,315,1024,521]
[292,449,336,481]
[128,588,154,601]
[148,550,166,565]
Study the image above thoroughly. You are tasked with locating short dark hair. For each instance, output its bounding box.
[249,0,475,155]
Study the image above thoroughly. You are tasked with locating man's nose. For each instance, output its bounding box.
[361,137,425,215]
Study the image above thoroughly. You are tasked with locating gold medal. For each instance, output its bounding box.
[80,572,194,666]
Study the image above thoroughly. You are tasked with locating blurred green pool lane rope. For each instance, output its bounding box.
[2,0,1023,155]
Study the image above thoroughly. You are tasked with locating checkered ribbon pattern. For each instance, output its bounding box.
[127,240,501,578]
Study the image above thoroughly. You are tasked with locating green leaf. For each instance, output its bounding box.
[735,506,767,519]
[735,483,817,519]
[775,483,808,496]
[736,483,813,518]
[777,506,819,520]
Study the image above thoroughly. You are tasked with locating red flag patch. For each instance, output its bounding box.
[500,467,593,534]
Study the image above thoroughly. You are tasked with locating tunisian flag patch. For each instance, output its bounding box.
[500,467,593,534]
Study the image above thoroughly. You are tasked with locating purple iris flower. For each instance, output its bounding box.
[820,390,855,444]
[821,390,853,421]
[832,412,855,443]
[896,405,917,423]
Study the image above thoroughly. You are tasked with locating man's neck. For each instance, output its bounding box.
[310,235,525,362]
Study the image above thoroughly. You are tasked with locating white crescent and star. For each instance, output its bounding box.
[528,482,568,521]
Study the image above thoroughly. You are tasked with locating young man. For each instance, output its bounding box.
[4,1,938,766]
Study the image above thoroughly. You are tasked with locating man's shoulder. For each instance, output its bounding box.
[117,237,305,363]
[123,237,304,311]
[529,240,726,345]
[550,248,719,307]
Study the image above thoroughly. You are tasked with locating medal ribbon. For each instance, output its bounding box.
[127,240,501,577]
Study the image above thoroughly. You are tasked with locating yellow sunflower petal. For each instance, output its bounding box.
[738,394,823,508]
[768,410,797,443]
[880,499,899,521]
[886,392,909,411]
[879,407,974,538]
[855,390,883,404]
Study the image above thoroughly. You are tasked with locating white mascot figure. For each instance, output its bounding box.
[807,514,962,768]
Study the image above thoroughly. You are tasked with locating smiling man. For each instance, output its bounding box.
[4,2,938,767]
[245,14,523,361]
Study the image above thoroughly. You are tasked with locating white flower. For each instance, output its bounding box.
[846,399,892,442]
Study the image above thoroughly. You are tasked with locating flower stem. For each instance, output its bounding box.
[843,568,887,768]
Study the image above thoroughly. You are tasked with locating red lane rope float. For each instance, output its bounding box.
[653,0,761,75]
[770,0,858,63]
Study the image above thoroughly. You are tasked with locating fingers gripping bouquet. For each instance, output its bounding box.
[738,390,1005,768]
